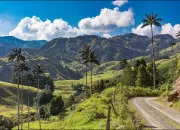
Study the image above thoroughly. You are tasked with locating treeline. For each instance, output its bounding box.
[120,59,161,88]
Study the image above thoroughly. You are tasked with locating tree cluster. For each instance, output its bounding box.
[121,59,160,88]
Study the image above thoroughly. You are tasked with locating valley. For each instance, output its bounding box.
[0,15,180,130]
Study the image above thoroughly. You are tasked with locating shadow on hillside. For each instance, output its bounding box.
[141,125,157,129]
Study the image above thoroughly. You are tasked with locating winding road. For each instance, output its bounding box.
[132,97,180,129]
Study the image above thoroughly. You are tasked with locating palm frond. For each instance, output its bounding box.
[154,21,161,27]
[141,23,149,28]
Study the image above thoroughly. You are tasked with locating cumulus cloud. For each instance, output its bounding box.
[112,0,128,7]
[160,23,180,38]
[9,6,134,40]
[131,23,159,37]
[78,7,134,33]
[102,33,112,38]
[9,16,83,41]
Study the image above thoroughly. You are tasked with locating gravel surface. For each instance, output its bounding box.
[132,97,180,129]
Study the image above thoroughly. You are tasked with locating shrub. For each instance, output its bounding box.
[39,87,53,105]
[65,95,75,107]
[0,115,14,129]
[40,104,51,119]
[72,83,84,96]
[121,86,161,98]
[34,86,53,106]
[50,95,64,115]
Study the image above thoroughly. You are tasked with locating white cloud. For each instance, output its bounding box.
[78,7,134,33]
[112,0,128,7]
[9,5,134,40]
[9,16,83,41]
[160,23,180,38]
[132,23,180,38]
[131,23,159,37]
[102,33,112,38]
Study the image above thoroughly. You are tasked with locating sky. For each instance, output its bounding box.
[0,0,179,41]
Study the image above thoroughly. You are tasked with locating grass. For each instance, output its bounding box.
[0,81,38,117]
[160,42,180,55]
[54,69,122,98]
[0,104,36,118]
[14,87,136,129]
[14,85,162,129]
[156,58,174,70]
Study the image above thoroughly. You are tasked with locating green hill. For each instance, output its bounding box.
[0,81,37,106]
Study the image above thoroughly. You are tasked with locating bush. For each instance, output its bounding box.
[40,104,51,119]
[50,95,64,115]
[0,115,14,129]
[72,83,84,96]
[121,86,161,98]
[34,86,53,106]
[65,95,75,107]
[39,87,53,105]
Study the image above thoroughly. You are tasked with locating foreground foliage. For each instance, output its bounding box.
[13,85,162,129]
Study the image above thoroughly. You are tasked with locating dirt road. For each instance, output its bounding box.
[132,97,180,129]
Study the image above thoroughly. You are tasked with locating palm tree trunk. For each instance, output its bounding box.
[90,63,92,95]
[17,61,20,130]
[37,76,41,130]
[21,72,24,130]
[151,24,156,89]
[28,84,30,130]
[86,64,87,96]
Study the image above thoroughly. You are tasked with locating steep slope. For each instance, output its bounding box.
[34,33,176,62]
[0,81,37,106]
[0,33,177,82]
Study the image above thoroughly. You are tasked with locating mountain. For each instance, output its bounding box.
[0,36,47,57]
[0,33,178,82]
[35,33,176,62]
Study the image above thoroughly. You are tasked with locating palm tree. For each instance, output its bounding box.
[80,45,91,96]
[88,51,100,95]
[24,73,35,130]
[17,63,30,130]
[33,64,44,130]
[8,48,25,130]
[141,13,162,89]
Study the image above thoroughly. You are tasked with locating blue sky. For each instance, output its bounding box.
[0,1,179,40]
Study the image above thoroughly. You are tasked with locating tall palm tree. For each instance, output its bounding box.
[141,13,162,89]
[88,51,100,95]
[24,73,35,130]
[8,48,25,130]
[17,63,30,130]
[80,45,91,96]
[33,64,44,130]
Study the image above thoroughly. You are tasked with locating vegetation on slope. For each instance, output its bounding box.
[0,81,37,106]
[14,84,162,129]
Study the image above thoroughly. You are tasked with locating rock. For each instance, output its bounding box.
[167,90,179,102]
[167,77,180,102]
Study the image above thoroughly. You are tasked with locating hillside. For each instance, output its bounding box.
[0,81,37,106]
[0,33,178,82]
[35,33,176,62]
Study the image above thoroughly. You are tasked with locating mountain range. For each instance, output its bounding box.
[0,33,178,82]
[0,36,47,57]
